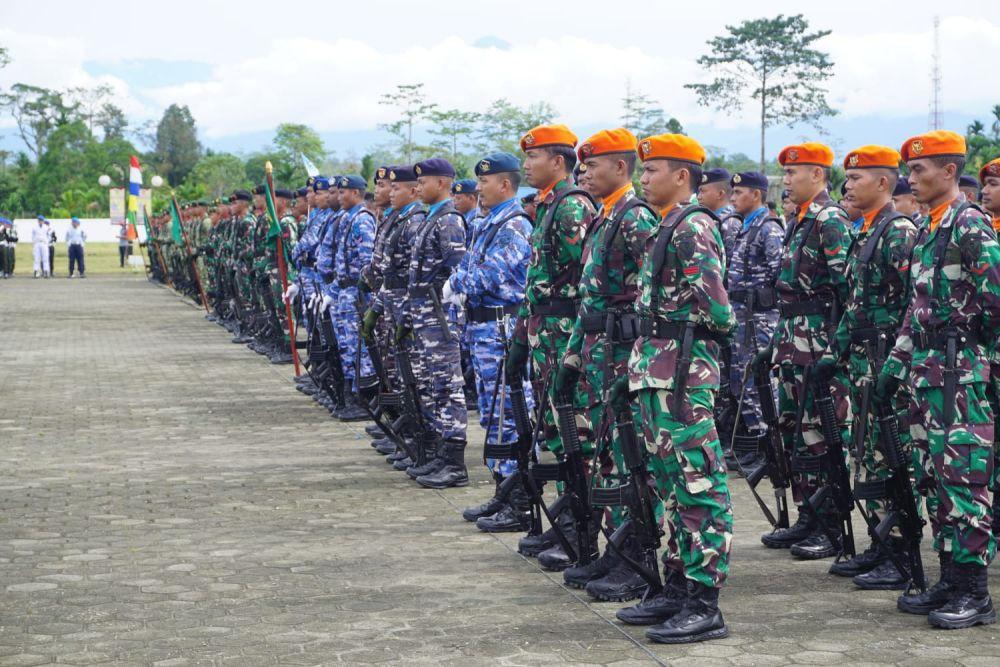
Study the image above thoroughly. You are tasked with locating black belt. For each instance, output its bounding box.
[532,298,578,317]
[914,329,979,350]
[383,275,407,289]
[848,326,893,345]
[579,311,641,342]
[638,316,728,345]
[728,287,778,311]
[467,304,519,323]
[778,299,832,317]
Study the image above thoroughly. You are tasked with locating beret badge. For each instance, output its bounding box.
[640,140,651,156]
[733,174,742,184]
[848,154,859,167]
[389,170,397,181]
[911,140,924,155]
[787,149,799,161]
[523,133,536,146]
[479,160,490,172]
[579,143,593,159]
[415,165,422,175]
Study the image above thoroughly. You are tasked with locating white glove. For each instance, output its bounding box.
[442,280,464,307]
[282,283,300,303]
[321,294,334,310]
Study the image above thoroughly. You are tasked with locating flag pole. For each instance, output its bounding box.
[171,193,211,314]
[265,161,301,376]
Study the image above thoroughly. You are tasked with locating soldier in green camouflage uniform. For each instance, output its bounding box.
[815,146,920,589]
[503,125,596,566]
[877,131,1000,629]
[610,133,734,644]
[754,143,855,560]
[264,188,299,364]
[229,190,256,343]
[553,128,659,601]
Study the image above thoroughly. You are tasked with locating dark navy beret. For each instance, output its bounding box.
[296,187,309,198]
[252,184,266,195]
[701,167,730,185]
[274,188,293,199]
[374,166,391,183]
[389,166,417,183]
[730,171,769,191]
[313,177,330,191]
[452,179,477,194]
[231,189,252,202]
[414,158,455,178]
[340,175,367,190]
[892,178,912,196]
[475,152,521,177]
[959,174,979,189]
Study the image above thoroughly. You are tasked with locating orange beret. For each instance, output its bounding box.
[900,130,966,162]
[637,133,705,165]
[981,157,1000,184]
[520,124,578,152]
[778,142,834,167]
[577,128,637,160]
[843,145,901,170]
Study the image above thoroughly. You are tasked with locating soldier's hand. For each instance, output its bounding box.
[394,324,412,345]
[553,365,580,399]
[873,371,901,407]
[320,294,333,310]
[357,276,370,294]
[750,344,774,373]
[360,309,380,341]
[282,283,300,304]
[504,340,529,385]
[812,358,839,385]
[608,376,632,413]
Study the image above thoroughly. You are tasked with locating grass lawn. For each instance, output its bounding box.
[12,242,149,276]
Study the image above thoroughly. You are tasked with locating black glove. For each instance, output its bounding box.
[873,371,901,407]
[608,376,631,413]
[812,358,839,384]
[553,364,580,400]
[504,340,529,385]
[751,344,774,373]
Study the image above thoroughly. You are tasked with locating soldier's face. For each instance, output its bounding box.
[640,160,685,208]
[582,155,625,199]
[730,186,760,216]
[477,173,508,208]
[306,192,315,207]
[374,180,391,207]
[892,194,918,216]
[696,183,727,210]
[416,175,446,204]
[982,176,1000,215]
[523,148,557,189]
[843,169,885,213]
[328,189,341,208]
[906,158,955,205]
[389,182,416,208]
[453,193,476,214]
[960,186,980,203]
[782,165,824,204]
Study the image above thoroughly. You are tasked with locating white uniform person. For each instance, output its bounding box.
[31,216,51,278]
[66,217,87,278]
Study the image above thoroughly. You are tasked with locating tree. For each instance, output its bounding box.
[474,99,557,155]
[991,104,1000,140]
[187,153,248,199]
[427,108,480,167]
[360,154,375,185]
[378,83,437,163]
[271,123,325,187]
[0,83,79,159]
[154,104,202,186]
[66,84,113,134]
[621,80,684,138]
[686,14,837,171]
[96,103,127,140]
[968,120,985,136]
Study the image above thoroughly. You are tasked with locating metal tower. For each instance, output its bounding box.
[929,16,943,130]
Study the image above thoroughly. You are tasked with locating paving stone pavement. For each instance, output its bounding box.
[1,275,999,666]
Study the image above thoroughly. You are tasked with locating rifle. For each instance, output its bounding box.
[808,368,857,560]
[589,402,664,591]
[553,393,597,566]
[392,337,438,466]
[746,363,790,529]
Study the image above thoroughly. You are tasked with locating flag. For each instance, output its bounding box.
[141,205,152,244]
[263,168,281,241]
[169,197,184,244]
[301,154,319,178]
[126,155,141,241]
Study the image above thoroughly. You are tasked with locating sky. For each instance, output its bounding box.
[1,0,998,161]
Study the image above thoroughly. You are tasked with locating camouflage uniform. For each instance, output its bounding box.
[333,203,376,390]
[882,199,1000,566]
[513,178,596,454]
[451,197,533,476]
[563,185,658,525]
[265,212,299,345]
[628,202,736,588]
[316,207,345,349]
[772,190,854,511]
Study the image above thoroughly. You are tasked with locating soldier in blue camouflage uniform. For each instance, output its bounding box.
[332,175,376,421]
[451,178,483,411]
[723,171,783,471]
[698,168,740,262]
[399,158,469,489]
[446,154,533,528]
[315,178,348,415]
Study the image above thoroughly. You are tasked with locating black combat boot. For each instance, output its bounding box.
[761,510,814,549]
[829,542,884,577]
[538,512,600,572]
[337,393,369,422]
[406,444,445,479]
[462,473,509,522]
[386,447,408,462]
[646,581,729,644]
[563,524,626,590]
[854,558,909,590]
[616,567,689,626]
[373,438,396,456]
[392,455,414,470]
[416,439,469,489]
[928,563,997,629]
[898,551,954,614]
[366,424,385,438]
[518,495,571,557]
[790,526,840,560]
[476,482,531,532]
[585,536,648,602]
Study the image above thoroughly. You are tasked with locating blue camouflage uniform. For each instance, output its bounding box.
[333,194,376,390]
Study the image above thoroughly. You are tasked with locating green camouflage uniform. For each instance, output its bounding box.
[265,213,299,344]
[882,198,1000,565]
[627,202,736,588]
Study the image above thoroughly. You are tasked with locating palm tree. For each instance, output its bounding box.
[991,104,1000,139]
[968,120,985,136]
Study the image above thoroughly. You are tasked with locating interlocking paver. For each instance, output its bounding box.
[2,275,1000,665]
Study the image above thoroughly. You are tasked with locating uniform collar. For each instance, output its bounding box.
[538,177,571,203]
[742,206,768,232]
[427,198,452,218]
[602,183,633,215]
[860,201,894,234]
[928,197,957,234]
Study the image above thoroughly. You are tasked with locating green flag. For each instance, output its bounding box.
[169,197,184,244]
[141,206,153,244]
[264,168,281,241]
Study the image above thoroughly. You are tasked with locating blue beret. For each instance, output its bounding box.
[37,215,47,222]
[0,217,10,225]
[313,177,330,191]
[892,178,912,196]
[701,168,730,186]
[475,152,520,177]
[730,171,768,191]
[959,174,979,189]
[414,158,455,178]
[232,189,252,202]
[452,179,477,195]
[296,187,309,197]
[389,166,417,183]
[274,188,294,199]
[340,175,367,190]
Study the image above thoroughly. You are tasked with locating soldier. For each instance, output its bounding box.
[503,124,596,563]
[451,177,483,411]
[875,130,1000,628]
[723,171,784,471]
[331,175,375,420]
[0,217,9,278]
[608,133,735,643]
[981,157,1000,541]
[893,179,921,222]
[230,189,257,343]
[697,167,740,261]
[520,192,538,222]
[447,153,533,527]
[315,178,350,414]
[959,174,981,204]
[813,146,919,588]
[751,143,854,560]
[398,158,468,489]
[550,128,660,600]
[264,188,298,365]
